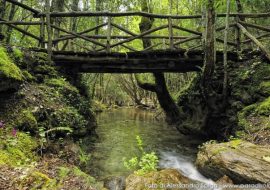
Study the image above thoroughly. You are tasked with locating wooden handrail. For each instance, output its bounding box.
[50,24,106,48]
[239,21,270,32]
[0,21,42,25]
[37,11,270,19]
[53,22,108,43]
[6,0,40,15]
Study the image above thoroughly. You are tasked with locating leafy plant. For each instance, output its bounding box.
[78,147,90,165]
[123,135,159,175]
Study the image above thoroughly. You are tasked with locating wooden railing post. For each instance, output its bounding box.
[106,16,112,53]
[45,0,52,63]
[40,16,45,48]
[168,17,174,50]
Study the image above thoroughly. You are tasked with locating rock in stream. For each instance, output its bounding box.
[196,140,270,184]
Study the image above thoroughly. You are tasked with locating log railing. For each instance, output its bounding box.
[0,0,270,62]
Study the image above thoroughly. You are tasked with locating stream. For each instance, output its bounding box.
[89,108,217,189]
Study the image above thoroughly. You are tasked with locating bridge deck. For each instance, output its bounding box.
[32,49,239,73]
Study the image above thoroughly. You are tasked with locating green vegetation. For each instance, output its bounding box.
[256,97,270,116]
[259,81,270,96]
[12,48,24,62]
[0,45,99,188]
[0,126,38,166]
[123,136,159,175]
[238,97,270,132]
[45,77,79,93]
[0,0,270,187]
[0,46,23,81]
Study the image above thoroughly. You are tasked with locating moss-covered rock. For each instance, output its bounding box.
[196,140,270,184]
[0,46,24,92]
[16,165,100,190]
[0,47,23,81]
[0,46,96,139]
[125,169,191,190]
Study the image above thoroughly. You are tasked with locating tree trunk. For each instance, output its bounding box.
[202,0,216,87]
[136,0,180,123]
[51,0,65,50]
[154,73,180,122]
[5,3,16,43]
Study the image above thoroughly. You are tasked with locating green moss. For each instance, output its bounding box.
[57,166,96,187]
[211,147,227,156]
[13,109,38,133]
[229,139,242,149]
[45,78,78,93]
[256,97,270,115]
[0,132,38,166]
[72,166,96,185]
[238,104,256,129]
[50,107,87,135]
[238,97,270,132]
[259,81,270,96]
[22,70,34,81]
[12,48,23,62]
[58,167,71,179]
[34,65,57,76]
[0,47,23,81]
[18,171,58,190]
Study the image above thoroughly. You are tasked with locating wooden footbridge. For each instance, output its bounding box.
[0,0,269,73]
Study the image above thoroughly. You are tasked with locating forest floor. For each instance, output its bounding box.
[0,46,105,189]
[0,155,99,190]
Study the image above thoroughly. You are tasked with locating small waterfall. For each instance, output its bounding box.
[159,151,221,190]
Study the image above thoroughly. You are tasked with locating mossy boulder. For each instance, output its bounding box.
[0,78,96,139]
[0,47,23,92]
[196,140,270,184]
[125,169,191,190]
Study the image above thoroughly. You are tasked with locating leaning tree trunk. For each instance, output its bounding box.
[136,0,180,123]
[153,73,181,122]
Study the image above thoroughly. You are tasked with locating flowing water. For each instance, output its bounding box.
[89,108,217,189]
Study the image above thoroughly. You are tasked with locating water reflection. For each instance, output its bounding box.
[89,108,203,180]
